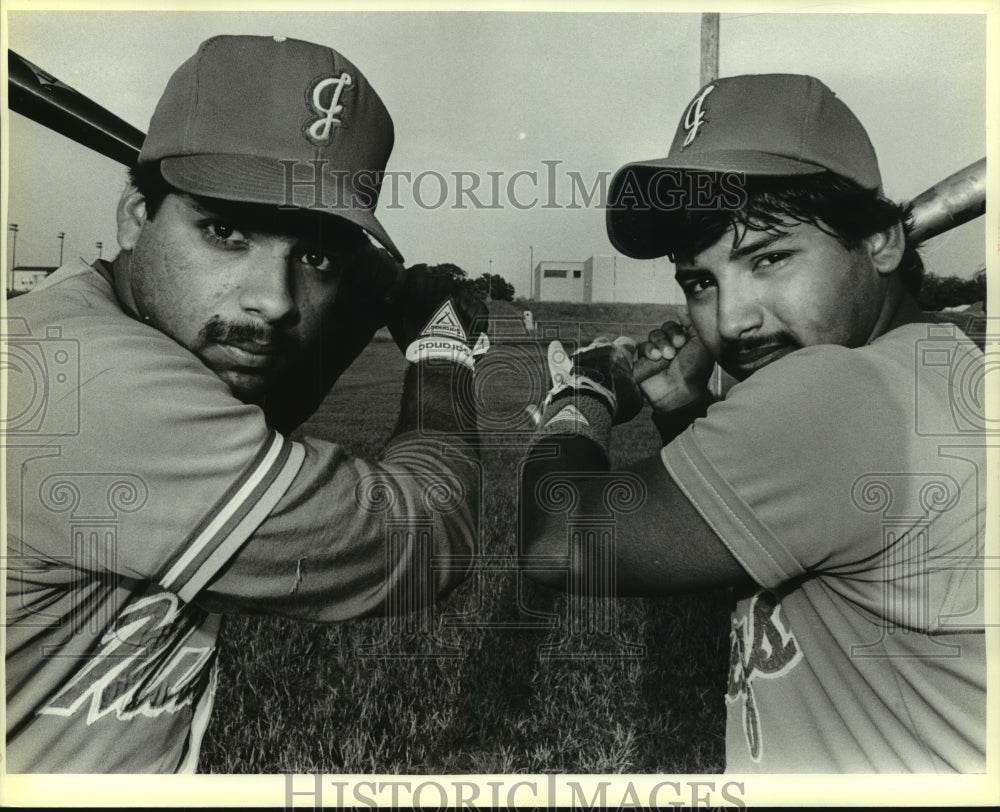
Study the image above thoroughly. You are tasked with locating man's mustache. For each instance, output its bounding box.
[199,317,298,352]
[718,332,801,367]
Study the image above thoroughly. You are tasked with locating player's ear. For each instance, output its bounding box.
[116,185,149,251]
[864,221,905,276]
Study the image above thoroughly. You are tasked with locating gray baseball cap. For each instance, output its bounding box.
[606,73,881,259]
[140,35,403,261]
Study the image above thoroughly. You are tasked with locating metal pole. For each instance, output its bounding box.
[8,223,19,290]
[700,13,720,86]
[58,231,65,265]
[96,241,103,260]
[529,245,534,299]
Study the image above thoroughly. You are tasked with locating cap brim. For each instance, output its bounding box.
[159,155,404,262]
[606,152,826,260]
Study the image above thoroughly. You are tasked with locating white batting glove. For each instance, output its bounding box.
[540,336,643,425]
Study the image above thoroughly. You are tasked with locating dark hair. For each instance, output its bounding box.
[660,172,924,296]
[128,163,176,219]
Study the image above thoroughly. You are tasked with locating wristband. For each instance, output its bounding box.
[535,390,614,452]
[542,376,615,412]
[405,335,475,370]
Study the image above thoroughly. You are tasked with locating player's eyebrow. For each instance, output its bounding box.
[182,193,309,235]
[674,228,800,276]
[181,194,232,220]
[728,230,794,260]
[189,193,268,221]
[674,231,796,278]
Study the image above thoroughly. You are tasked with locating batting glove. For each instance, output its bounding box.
[542,336,643,425]
[385,264,490,369]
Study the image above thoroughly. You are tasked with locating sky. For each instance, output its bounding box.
[3,3,994,300]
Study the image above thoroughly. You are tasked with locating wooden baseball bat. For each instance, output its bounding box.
[8,49,143,167]
[909,157,986,242]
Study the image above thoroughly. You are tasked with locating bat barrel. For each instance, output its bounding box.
[8,49,144,167]
[909,157,986,242]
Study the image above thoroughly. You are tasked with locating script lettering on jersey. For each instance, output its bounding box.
[726,589,802,762]
[39,592,215,725]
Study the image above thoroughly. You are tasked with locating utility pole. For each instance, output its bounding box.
[96,241,103,260]
[57,232,66,265]
[700,13,720,86]
[8,223,18,290]
[701,12,724,396]
[529,245,534,299]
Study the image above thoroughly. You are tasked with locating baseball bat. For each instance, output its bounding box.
[8,49,143,167]
[908,157,986,242]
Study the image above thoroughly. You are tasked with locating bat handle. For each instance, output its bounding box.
[633,355,671,384]
[382,261,409,305]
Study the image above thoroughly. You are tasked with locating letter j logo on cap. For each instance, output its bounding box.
[682,84,715,147]
[306,72,353,144]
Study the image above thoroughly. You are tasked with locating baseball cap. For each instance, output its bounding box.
[606,73,881,259]
[139,35,403,261]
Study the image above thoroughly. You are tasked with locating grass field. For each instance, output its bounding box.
[199,301,731,774]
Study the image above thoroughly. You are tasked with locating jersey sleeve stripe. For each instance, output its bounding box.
[661,430,804,588]
[158,431,304,598]
[174,441,305,604]
[159,430,286,589]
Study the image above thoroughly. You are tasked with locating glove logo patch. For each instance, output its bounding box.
[545,404,590,428]
[421,299,468,343]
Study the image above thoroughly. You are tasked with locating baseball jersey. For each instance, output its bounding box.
[5,259,478,772]
[662,322,986,772]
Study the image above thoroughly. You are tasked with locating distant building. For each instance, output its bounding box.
[533,261,587,302]
[9,266,57,293]
[532,255,683,304]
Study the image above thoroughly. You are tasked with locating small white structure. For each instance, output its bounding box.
[9,266,56,292]
[531,255,683,304]
[533,261,587,302]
